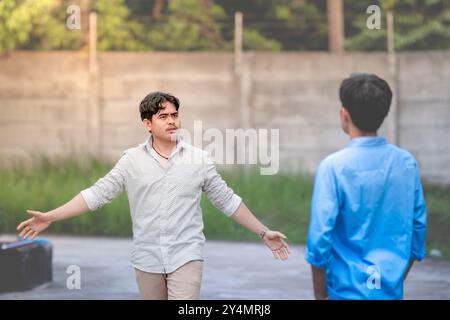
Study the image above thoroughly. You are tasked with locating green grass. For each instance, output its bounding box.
[0,157,132,236]
[202,167,313,243]
[423,184,450,257]
[0,158,449,258]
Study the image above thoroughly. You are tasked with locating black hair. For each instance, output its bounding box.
[139,91,180,121]
[339,73,392,132]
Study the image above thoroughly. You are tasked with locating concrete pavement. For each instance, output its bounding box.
[0,235,449,300]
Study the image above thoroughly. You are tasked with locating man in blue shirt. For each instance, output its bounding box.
[305,73,427,300]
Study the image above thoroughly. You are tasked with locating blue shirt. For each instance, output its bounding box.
[305,136,427,300]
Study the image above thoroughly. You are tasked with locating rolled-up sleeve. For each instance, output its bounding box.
[411,162,427,261]
[305,159,340,269]
[202,155,242,217]
[80,154,129,211]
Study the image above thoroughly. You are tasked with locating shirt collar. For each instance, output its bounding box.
[144,134,185,157]
[347,136,387,148]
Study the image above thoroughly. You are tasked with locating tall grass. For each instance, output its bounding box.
[0,158,449,257]
[423,184,450,257]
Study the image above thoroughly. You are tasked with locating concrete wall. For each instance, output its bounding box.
[397,52,450,183]
[0,51,449,183]
[0,52,90,157]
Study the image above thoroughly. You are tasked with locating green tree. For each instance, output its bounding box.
[0,0,55,52]
[3,0,449,52]
[217,0,328,51]
[243,29,281,51]
[272,0,328,50]
[393,0,450,50]
[142,0,281,51]
[0,0,149,52]
[345,0,450,51]
[30,0,83,51]
[94,0,148,51]
[146,0,227,50]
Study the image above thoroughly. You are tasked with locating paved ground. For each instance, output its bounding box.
[0,235,449,300]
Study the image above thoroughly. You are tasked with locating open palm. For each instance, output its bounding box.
[17,210,52,240]
[263,230,291,260]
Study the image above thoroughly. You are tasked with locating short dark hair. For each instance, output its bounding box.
[139,92,180,121]
[339,73,392,132]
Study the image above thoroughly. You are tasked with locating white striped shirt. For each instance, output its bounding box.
[80,136,242,273]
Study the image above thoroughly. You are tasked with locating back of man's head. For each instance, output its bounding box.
[339,73,392,132]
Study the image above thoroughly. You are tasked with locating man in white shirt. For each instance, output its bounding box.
[17,91,290,300]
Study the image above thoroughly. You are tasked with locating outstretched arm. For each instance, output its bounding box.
[17,153,129,240]
[201,154,290,260]
[230,202,291,260]
[17,193,89,240]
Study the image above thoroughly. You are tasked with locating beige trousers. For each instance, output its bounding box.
[134,260,203,300]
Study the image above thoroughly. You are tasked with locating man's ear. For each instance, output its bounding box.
[340,107,350,122]
[142,118,152,133]
[340,107,351,134]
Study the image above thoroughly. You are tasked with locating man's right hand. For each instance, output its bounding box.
[262,230,291,260]
[17,210,53,240]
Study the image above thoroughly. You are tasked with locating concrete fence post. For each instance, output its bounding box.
[88,11,102,156]
[234,11,250,129]
[387,10,399,146]
[327,0,345,53]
